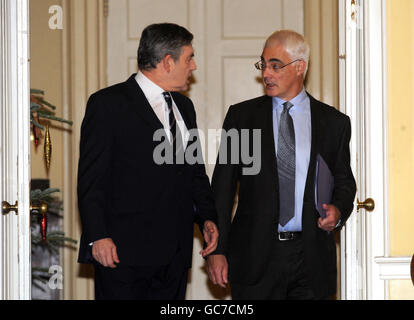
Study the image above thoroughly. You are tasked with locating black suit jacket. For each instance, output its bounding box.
[77,74,217,267]
[211,93,356,298]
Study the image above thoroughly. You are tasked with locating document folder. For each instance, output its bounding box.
[314,154,334,219]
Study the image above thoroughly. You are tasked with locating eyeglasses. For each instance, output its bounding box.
[254,59,301,72]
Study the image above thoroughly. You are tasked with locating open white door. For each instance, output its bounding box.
[339,0,390,299]
[0,0,31,300]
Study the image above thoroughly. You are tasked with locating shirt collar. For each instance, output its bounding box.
[272,88,308,110]
[135,71,165,104]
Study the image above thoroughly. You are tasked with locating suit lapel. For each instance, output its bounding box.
[125,74,164,131]
[259,95,279,190]
[309,93,322,167]
[303,93,323,205]
[171,92,194,130]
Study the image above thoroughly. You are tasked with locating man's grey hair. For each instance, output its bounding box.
[264,30,310,78]
[138,23,193,71]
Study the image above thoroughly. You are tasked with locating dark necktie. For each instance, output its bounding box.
[162,92,184,161]
[277,101,295,226]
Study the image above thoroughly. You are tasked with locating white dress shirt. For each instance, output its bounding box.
[135,71,189,147]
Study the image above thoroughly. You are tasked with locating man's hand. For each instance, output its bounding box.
[200,220,219,258]
[92,238,120,268]
[318,204,341,232]
[207,254,228,288]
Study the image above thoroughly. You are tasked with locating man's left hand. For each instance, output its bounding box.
[200,220,219,258]
[318,204,341,232]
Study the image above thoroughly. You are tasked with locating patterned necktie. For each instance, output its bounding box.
[162,92,184,161]
[277,101,295,226]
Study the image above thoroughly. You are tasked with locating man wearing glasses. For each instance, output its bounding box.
[206,30,356,300]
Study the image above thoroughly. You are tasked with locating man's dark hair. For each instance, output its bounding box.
[137,23,194,71]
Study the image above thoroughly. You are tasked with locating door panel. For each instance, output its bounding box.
[0,0,31,300]
[339,0,390,300]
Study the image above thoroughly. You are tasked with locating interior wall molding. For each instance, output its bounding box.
[374,257,412,280]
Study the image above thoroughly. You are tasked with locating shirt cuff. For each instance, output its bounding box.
[335,219,342,228]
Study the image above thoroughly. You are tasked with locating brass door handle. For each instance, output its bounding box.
[2,201,48,215]
[357,198,375,212]
[2,201,18,215]
[30,202,48,215]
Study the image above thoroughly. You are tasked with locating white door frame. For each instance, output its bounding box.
[0,0,31,300]
[339,0,388,300]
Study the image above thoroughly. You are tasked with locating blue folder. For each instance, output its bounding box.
[314,154,334,219]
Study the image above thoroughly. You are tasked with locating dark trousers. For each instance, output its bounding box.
[94,255,188,300]
[231,235,317,300]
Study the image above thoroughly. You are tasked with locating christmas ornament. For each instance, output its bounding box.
[32,113,41,147]
[40,212,47,245]
[44,125,52,169]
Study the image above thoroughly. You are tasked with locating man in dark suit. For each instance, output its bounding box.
[206,30,356,299]
[77,23,218,300]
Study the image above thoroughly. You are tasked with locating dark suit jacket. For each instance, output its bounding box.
[211,93,356,298]
[77,74,217,268]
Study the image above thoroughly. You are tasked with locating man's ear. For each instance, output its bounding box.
[162,54,174,73]
[296,60,306,77]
